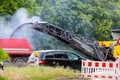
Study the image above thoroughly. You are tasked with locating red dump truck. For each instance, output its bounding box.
[0,38,32,66]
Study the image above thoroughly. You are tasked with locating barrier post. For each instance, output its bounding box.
[116,57,120,80]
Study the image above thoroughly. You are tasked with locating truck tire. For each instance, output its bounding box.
[4,60,11,66]
[14,58,26,67]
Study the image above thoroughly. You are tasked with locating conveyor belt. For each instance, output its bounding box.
[11,22,102,60]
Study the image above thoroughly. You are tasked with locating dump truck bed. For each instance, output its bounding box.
[0,38,32,55]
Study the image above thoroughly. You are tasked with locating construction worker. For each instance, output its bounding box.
[27,51,39,64]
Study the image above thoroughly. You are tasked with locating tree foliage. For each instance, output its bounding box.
[37,0,120,40]
[0,48,9,62]
[0,0,40,17]
[1,0,120,50]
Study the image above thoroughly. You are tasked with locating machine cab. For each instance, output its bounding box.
[111,29,120,40]
[110,29,120,58]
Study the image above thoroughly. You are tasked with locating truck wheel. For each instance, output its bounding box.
[4,60,11,66]
[14,58,26,67]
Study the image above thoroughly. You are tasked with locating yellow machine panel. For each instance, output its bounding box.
[113,45,120,58]
[98,41,116,47]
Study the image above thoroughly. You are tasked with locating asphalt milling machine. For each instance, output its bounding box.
[10,22,120,61]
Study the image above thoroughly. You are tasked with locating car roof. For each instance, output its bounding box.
[34,50,75,53]
[34,50,87,60]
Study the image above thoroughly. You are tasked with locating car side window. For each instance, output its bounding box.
[38,52,44,60]
[45,53,54,58]
[46,55,53,58]
[54,52,68,59]
[67,52,79,60]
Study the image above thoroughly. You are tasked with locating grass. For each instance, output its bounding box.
[2,66,81,80]
[0,76,7,80]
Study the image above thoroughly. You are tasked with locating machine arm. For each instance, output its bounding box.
[11,22,104,60]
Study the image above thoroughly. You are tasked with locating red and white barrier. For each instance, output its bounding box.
[81,59,120,80]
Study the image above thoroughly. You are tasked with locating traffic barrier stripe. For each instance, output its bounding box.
[81,59,120,80]
[82,60,118,68]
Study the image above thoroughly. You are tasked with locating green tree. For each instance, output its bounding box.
[1,0,120,49]
[0,0,40,17]
[38,0,120,41]
[38,0,95,38]
[0,48,9,62]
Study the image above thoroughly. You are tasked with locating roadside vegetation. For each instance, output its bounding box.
[0,66,81,80]
[0,48,9,62]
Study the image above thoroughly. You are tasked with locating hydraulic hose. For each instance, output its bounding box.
[87,42,110,61]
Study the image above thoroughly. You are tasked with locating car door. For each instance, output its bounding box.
[44,52,55,66]
[53,51,70,67]
[67,52,82,70]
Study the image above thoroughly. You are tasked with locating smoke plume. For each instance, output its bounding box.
[0,8,43,50]
[0,8,40,38]
[0,8,72,51]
